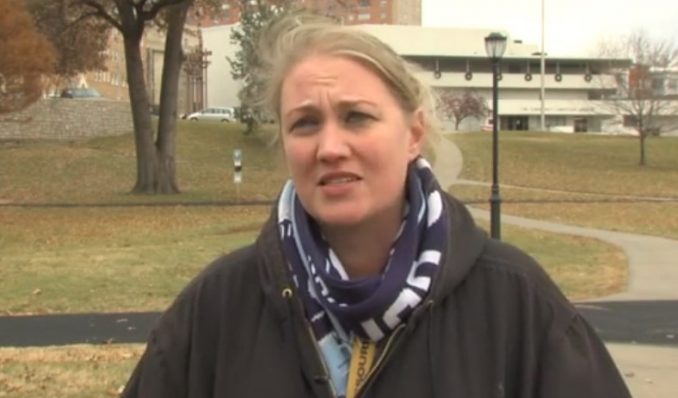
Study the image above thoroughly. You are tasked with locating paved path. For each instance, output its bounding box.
[434,133,678,398]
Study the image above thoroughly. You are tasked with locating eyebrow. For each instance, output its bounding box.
[284,98,378,119]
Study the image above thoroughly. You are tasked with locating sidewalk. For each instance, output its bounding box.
[433,133,678,398]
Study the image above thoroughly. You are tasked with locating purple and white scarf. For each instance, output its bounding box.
[278,157,449,344]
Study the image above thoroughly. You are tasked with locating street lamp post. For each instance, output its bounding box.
[485,32,507,240]
[540,0,546,131]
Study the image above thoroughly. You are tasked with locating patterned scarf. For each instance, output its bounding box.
[278,157,448,345]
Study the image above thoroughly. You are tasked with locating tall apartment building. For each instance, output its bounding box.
[196,0,421,27]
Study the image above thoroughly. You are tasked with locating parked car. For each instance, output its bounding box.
[187,107,235,122]
[60,87,102,99]
[481,117,494,132]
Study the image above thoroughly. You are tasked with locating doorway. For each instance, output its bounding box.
[574,118,588,132]
[507,116,529,131]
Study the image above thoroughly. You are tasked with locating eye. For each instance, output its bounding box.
[289,116,320,134]
[345,110,373,125]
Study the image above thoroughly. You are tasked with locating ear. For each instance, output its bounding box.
[407,107,426,161]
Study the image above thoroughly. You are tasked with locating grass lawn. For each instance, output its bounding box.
[0,124,628,314]
[0,125,632,396]
[0,344,143,398]
[449,132,678,238]
[0,206,269,314]
[0,121,287,204]
[0,203,625,314]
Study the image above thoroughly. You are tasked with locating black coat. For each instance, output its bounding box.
[122,194,631,398]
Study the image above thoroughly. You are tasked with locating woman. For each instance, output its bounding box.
[122,14,631,398]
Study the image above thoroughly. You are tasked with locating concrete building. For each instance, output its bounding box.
[203,23,647,133]
[202,24,242,110]
[357,24,640,132]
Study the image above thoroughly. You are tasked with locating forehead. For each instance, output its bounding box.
[280,54,397,108]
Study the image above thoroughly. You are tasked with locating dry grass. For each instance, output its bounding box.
[450,183,678,240]
[0,121,287,204]
[449,133,678,239]
[0,344,143,398]
[497,222,627,300]
[0,129,634,397]
[0,206,270,314]
[450,132,678,197]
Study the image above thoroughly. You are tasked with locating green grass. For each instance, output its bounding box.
[449,132,678,238]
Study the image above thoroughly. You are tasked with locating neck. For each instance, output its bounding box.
[321,207,403,279]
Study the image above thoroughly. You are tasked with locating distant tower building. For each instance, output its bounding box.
[193,0,422,27]
[391,0,421,25]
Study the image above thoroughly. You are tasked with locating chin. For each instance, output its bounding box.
[311,208,368,229]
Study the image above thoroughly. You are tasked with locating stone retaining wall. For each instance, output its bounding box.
[0,99,133,140]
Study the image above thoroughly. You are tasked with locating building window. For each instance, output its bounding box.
[652,78,664,90]
[550,117,566,126]
[623,115,638,127]
[357,12,371,21]
[508,64,522,74]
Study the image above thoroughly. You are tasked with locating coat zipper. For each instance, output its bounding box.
[304,321,338,398]
[353,323,406,397]
[354,300,435,397]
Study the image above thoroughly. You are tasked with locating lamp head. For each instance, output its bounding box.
[485,32,507,61]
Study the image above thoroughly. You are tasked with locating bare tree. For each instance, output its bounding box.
[227,0,295,134]
[71,0,217,194]
[436,89,488,131]
[26,0,110,89]
[598,31,678,166]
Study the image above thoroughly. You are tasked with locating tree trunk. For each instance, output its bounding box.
[639,131,647,166]
[122,35,159,193]
[154,3,189,194]
[638,116,647,166]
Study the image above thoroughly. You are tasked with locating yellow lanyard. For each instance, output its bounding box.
[346,337,377,398]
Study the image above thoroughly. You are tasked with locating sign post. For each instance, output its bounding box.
[233,149,242,201]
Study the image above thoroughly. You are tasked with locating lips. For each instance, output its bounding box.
[318,172,361,186]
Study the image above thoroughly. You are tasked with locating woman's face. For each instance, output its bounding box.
[279,54,425,230]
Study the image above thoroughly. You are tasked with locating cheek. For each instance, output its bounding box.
[282,139,312,175]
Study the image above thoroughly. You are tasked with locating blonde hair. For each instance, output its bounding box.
[256,12,442,146]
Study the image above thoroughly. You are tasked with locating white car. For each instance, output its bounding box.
[187,107,235,122]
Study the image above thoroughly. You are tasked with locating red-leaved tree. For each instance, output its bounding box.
[0,0,55,113]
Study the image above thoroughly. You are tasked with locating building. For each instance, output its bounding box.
[203,22,646,133]
[358,24,638,133]
[196,0,421,27]
[87,26,204,116]
[648,67,678,98]
[202,24,242,110]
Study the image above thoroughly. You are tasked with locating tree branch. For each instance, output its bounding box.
[80,0,123,31]
[144,0,188,21]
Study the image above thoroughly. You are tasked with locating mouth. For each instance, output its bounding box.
[319,173,361,186]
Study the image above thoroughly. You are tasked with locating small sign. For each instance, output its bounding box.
[233,149,242,184]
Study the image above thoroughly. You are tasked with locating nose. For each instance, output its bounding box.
[316,120,350,162]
